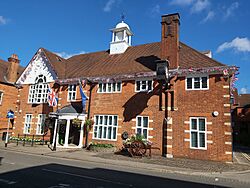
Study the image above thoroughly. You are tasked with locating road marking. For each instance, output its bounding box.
[42,168,133,187]
[0,178,17,185]
[4,162,15,165]
[242,153,250,162]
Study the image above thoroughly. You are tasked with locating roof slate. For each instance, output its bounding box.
[24,41,226,80]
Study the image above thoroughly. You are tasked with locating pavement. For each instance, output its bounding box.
[1,141,250,186]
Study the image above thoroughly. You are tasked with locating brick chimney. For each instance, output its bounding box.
[7,54,20,83]
[161,13,180,69]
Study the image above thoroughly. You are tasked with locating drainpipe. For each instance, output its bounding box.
[85,82,95,148]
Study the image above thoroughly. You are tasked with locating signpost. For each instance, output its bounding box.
[5,110,14,147]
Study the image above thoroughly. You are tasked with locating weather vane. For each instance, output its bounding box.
[121,13,125,22]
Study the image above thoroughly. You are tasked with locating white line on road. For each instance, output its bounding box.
[0,178,17,185]
[42,168,133,187]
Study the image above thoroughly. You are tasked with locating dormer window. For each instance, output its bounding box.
[28,75,49,104]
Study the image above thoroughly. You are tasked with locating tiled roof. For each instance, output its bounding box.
[238,94,250,107]
[41,48,68,79]
[0,59,24,84]
[38,41,226,79]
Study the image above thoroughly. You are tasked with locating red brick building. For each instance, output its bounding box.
[12,13,238,162]
[0,54,23,139]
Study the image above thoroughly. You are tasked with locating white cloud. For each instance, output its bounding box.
[55,51,86,59]
[201,11,215,23]
[191,0,210,13]
[0,16,8,25]
[103,0,116,12]
[217,37,250,53]
[151,4,160,15]
[169,0,195,6]
[240,87,247,94]
[224,2,239,19]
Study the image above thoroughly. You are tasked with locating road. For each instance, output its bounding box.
[0,149,238,188]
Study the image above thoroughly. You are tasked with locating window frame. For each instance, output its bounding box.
[189,117,207,150]
[136,116,149,140]
[0,91,3,105]
[36,114,46,135]
[185,75,209,90]
[67,84,77,101]
[97,82,122,93]
[28,75,49,104]
[135,79,153,92]
[24,114,32,134]
[93,115,118,141]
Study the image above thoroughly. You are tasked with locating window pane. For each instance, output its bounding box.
[113,127,116,139]
[114,116,118,126]
[104,116,108,125]
[199,133,205,147]
[194,77,200,89]
[199,119,205,131]
[137,128,141,135]
[136,81,140,91]
[95,116,99,125]
[187,78,192,89]
[108,83,112,92]
[103,84,106,92]
[143,129,147,139]
[100,116,103,124]
[201,77,208,88]
[98,84,102,92]
[148,81,152,91]
[143,117,148,127]
[108,116,112,125]
[108,127,112,139]
[137,117,142,127]
[112,83,116,92]
[141,81,147,90]
[191,119,197,130]
[117,83,121,91]
[191,132,198,147]
[98,126,102,138]
[103,127,107,138]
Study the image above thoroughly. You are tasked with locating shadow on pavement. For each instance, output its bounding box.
[0,163,226,188]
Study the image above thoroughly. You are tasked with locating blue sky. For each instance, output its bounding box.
[0,0,249,93]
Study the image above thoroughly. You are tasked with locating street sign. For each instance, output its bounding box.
[7,110,14,119]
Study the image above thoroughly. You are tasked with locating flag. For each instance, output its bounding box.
[79,79,88,111]
[47,87,58,107]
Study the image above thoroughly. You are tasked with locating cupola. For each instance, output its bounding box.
[110,20,133,55]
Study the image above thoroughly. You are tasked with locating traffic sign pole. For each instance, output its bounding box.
[5,118,10,147]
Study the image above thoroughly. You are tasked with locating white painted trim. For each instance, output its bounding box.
[149,119,153,123]
[97,82,122,94]
[207,140,213,144]
[225,142,232,145]
[184,138,190,142]
[184,121,190,124]
[164,145,172,148]
[148,136,153,139]
[207,122,212,125]
[224,113,231,116]
[166,136,172,139]
[207,131,213,134]
[224,104,230,107]
[132,127,136,129]
[167,129,172,132]
[223,95,230,98]
[184,130,189,133]
[189,117,207,150]
[225,132,231,135]
[223,85,230,88]
[224,122,231,126]
[225,151,232,155]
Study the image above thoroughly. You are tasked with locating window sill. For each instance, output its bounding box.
[190,147,207,150]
